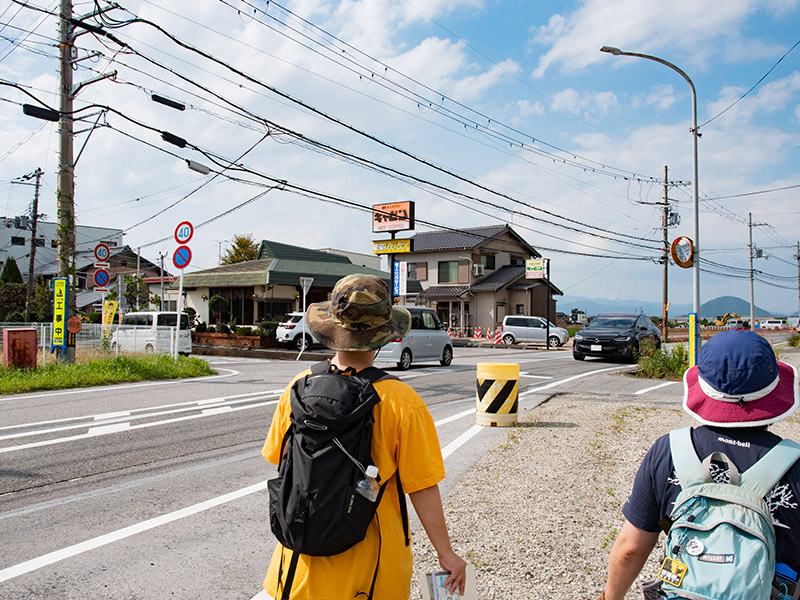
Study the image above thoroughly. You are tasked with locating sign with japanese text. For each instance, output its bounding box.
[393,261,407,296]
[372,201,415,233]
[51,277,68,352]
[372,238,413,254]
[525,258,544,279]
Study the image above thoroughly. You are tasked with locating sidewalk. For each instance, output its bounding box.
[408,347,800,600]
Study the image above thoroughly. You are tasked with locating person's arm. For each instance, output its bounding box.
[409,484,467,595]
[602,520,659,600]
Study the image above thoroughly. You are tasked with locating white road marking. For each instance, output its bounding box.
[0,369,240,404]
[520,373,553,379]
[519,365,632,396]
[634,381,678,395]
[0,481,270,584]
[434,408,475,427]
[441,425,484,459]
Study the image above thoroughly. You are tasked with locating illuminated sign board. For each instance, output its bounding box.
[372,201,415,233]
[525,258,545,279]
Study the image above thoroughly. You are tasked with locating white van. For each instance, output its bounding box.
[761,319,788,330]
[110,311,192,355]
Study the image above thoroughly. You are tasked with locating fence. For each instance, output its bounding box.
[0,322,187,366]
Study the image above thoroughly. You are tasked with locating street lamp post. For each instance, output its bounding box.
[600,46,701,353]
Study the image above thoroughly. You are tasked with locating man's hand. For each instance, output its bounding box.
[438,549,467,595]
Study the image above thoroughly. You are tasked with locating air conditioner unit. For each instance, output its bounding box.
[472,264,485,276]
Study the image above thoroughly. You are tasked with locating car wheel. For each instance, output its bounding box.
[110,341,118,352]
[145,344,155,354]
[502,334,515,345]
[629,340,640,363]
[294,334,311,351]
[440,346,453,367]
[548,335,561,348]
[397,348,412,370]
[573,352,585,361]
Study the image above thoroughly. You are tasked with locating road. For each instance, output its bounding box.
[0,347,683,599]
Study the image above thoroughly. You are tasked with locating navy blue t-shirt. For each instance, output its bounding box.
[623,425,800,571]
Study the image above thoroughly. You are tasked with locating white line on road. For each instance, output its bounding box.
[0,481,270,584]
[441,425,484,460]
[519,365,633,396]
[634,381,678,395]
[0,369,240,403]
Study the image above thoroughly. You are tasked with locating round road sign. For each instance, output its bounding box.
[67,315,83,334]
[94,268,110,288]
[94,243,110,263]
[173,246,192,270]
[175,221,194,245]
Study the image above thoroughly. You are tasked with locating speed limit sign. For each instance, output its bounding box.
[174,221,194,245]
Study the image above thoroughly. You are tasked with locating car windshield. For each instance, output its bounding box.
[282,314,302,324]
[589,317,636,329]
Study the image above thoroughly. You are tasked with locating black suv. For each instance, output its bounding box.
[573,313,661,362]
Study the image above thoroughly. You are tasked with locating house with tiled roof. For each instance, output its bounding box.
[402,224,562,332]
[181,240,418,326]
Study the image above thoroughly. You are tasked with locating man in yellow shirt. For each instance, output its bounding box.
[262,274,466,600]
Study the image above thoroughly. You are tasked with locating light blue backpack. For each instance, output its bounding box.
[662,427,800,600]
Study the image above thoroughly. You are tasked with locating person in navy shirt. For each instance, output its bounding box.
[600,330,800,600]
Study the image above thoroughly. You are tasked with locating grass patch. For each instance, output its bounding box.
[788,333,800,348]
[636,343,688,380]
[0,354,216,395]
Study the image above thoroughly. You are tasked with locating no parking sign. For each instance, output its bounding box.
[173,246,192,270]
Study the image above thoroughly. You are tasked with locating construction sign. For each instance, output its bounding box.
[51,278,68,353]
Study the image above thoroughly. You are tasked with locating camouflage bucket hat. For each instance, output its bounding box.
[306,274,411,351]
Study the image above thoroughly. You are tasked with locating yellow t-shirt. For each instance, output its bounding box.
[262,369,445,600]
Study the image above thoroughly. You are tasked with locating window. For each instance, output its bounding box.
[510,256,525,266]
[51,240,58,248]
[516,304,524,314]
[33,238,44,247]
[438,261,459,283]
[408,262,427,281]
[11,236,25,246]
[480,255,496,270]
[421,311,437,330]
[158,313,189,328]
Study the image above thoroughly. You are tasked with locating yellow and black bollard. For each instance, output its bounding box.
[475,362,519,427]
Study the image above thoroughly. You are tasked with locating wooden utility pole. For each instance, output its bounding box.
[24,168,43,322]
[795,242,799,324]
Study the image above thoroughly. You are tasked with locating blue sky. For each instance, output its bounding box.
[1,0,799,316]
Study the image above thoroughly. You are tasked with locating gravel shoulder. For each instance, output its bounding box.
[411,348,800,600]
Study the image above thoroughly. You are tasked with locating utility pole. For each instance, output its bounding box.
[159,251,167,311]
[24,168,43,322]
[662,166,669,342]
[795,242,799,325]
[748,212,767,330]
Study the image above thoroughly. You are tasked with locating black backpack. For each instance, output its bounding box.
[268,361,409,600]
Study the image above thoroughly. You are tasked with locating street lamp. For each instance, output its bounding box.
[600,46,701,353]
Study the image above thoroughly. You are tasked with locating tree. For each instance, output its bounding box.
[208,295,229,324]
[220,234,259,265]
[0,257,24,283]
[123,274,149,310]
[30,276,52,322]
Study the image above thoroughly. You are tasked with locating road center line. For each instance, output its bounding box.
[519,365,633,396]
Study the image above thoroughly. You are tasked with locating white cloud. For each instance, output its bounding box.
[551,88,618,120]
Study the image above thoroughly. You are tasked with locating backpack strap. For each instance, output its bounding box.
[740,438,800,497]
[669,427,705,488]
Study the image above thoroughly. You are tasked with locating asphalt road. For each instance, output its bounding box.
[0,346,684,599]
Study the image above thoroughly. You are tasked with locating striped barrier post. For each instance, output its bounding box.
[494,329,503,344]
[476,362,519,427]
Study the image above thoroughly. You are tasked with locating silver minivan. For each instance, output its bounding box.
[501,315,569,347]
[374,306,453,370]
[110,311,192,355]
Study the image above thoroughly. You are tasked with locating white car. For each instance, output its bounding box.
[374,306,453,370]
[276,312,319,350]
[501,315,569,347]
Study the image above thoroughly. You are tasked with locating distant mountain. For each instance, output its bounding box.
[558,294,783,318]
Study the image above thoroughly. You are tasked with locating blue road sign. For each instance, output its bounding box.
[173,246,192,270]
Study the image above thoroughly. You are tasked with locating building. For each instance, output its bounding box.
[0,217,123,284]
[400,224,562,332]
[181,239,421,326]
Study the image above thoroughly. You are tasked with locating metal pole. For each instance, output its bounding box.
[796,241,800,327]
[600,47,700,349]
[174,269,184,360]
[159,251,166,311]
[545,258,551,350]
[662,166,669,342]
[749,212,755,331]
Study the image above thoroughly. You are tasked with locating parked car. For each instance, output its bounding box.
[110,311,192,355]
[374,306,453,370]
[500,315,569,347]
[573,313,661,362]
[276,312,320,350]
[760,319,787,330]
[726,318,750,330]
